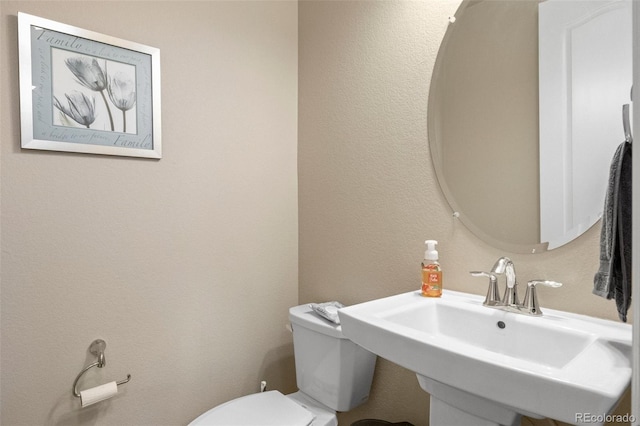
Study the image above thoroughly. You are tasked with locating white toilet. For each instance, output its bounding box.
[189,303,378,426]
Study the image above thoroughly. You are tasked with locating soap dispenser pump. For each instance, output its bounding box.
[421,240,442,297]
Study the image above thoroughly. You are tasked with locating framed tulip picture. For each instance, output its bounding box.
[17,12,162,159]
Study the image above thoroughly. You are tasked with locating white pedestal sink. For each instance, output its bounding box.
[338,290,632,426]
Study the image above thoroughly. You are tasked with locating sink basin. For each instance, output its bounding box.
[338,290,632,425]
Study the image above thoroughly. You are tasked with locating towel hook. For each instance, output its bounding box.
[72,339,131,398]
[623,104,633,143]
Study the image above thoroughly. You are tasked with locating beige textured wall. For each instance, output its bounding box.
[298,1,630,425]
[1,1,633,425]
[1,1,298,425]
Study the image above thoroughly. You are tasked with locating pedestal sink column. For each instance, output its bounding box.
[418,375,526,426]
[430,397,507,426]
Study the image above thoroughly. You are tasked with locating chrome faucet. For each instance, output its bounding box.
[470,257,562,316]
[491,257,519,307]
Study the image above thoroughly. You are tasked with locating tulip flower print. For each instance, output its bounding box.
[53,91,97,128]
[64,56,115,131]
[107,72,136,133]
[52,49,138,133]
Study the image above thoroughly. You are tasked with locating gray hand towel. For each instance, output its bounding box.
[593,141,632,322]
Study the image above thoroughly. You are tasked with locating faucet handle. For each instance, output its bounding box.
[527,280,562,288]
[470,271,501,306]
[522,280,563,316]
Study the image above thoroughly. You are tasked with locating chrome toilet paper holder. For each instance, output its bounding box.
[72,339,131,398]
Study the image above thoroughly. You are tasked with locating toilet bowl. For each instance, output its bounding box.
[189,390,337,426]
[188,303,377,426]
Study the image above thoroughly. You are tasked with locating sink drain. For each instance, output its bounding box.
[497,321,506,329]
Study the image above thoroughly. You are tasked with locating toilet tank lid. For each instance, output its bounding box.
[188,391,314,426]
[289,304,346,339]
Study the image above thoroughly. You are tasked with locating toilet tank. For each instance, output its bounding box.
[289,304,377,412]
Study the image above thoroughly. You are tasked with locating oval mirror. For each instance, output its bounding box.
[428,0,632,253]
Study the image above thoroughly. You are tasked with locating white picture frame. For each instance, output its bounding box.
[18,12,162,159]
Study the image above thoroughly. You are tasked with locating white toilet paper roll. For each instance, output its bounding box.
[80,381,118,407]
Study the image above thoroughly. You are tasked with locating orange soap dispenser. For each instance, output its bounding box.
[421,240,442,297]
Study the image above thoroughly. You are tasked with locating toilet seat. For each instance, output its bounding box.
[188,390,316,426]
